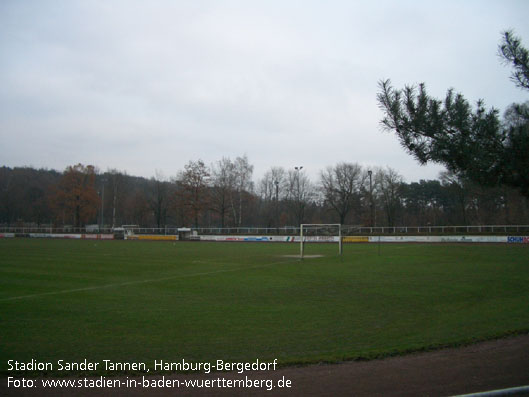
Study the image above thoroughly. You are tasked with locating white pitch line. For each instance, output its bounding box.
[0,259,295,302]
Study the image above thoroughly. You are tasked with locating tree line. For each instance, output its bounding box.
[3,31,527,230]
[1,158,528,229]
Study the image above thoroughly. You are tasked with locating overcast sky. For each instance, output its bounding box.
[1,0,528,184]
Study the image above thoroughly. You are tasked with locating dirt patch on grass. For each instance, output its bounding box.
[281,255,324,258]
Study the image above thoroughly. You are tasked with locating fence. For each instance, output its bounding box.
[2,225,529,236]
[196,225,529,235]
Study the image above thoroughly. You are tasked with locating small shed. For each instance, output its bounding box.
[178,228,193,241]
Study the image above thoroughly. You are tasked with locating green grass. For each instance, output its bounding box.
[1,239,528,375]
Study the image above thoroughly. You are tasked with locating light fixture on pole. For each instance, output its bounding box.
[294,166,303,198]
[294,166,304,233]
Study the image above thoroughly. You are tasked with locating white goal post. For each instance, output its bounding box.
[300,224,342,259]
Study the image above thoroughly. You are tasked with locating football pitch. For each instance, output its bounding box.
[1,239,528,375]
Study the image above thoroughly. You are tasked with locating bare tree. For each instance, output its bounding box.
[210,157,236,228]
[129,190,151,226]
[177,160,210,228]
[105,169,128,228]
[375,167,404,227]
[259,167,286,201]
[231,155,254,226]
[258,166,287,227]
[286,168,314,225]
[320,162,364,224]
[148,170,170,229]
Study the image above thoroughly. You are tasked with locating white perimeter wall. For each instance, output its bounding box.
[199,235,529,243]
[0,233,114,239]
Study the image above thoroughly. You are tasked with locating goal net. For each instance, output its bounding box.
[300,224,342,259]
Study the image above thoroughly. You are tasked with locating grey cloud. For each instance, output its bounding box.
[1,0,528,182]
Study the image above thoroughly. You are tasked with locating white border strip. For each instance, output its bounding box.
[453,385,529,396]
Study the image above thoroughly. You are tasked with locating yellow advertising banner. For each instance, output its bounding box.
[132,235,177,241]
[343,236,369,243]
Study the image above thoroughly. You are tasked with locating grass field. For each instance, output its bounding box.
[1,239,528,375]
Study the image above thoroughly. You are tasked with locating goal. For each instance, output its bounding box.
[300,224,342,259]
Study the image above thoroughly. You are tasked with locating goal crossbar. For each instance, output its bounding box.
[300,224,342,259]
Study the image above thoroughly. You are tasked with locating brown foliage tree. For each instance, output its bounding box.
[51,164,100,227]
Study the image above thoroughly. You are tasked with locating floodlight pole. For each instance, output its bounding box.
[274,180,279,228]
[294,166,303,199]
[101,176,106,231]
[294,166,303,226]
